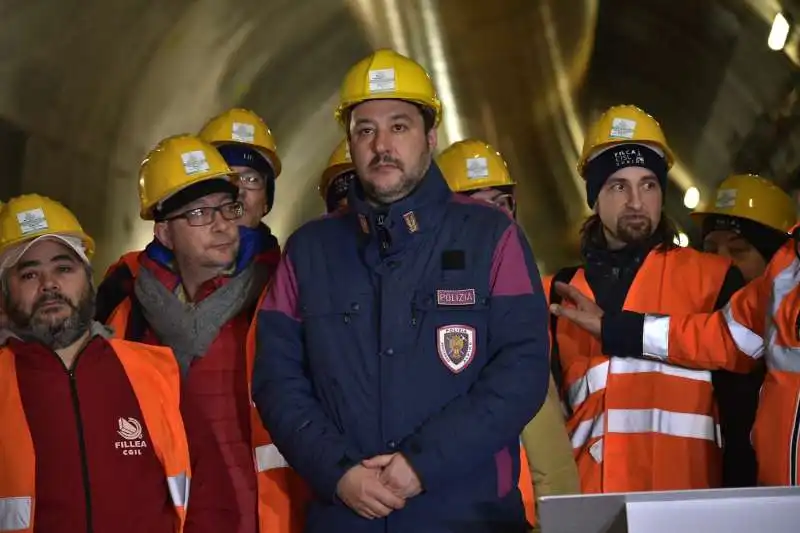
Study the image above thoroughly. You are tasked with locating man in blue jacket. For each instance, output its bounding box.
[252,49,551,533]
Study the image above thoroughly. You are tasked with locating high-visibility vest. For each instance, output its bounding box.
[644,233,800,486]
[102,250,141,279]
[519,448,535,525]
[0,339,191,533]
[545,247,732,493]
[108,294,310,533]
[245,301,312,532]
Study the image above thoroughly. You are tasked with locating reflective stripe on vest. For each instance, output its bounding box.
[0,497,31,531]
[566,358,712,411]
[0,341,190,532]
[639,242,800,486]
[765,258,800,373]
[641,309,765,362]
[254,444,289,472]
[555,248,728,492]
[749,254,800,485]
[571,409,720,455]
[247,290,311,532]
[642,256,800,372]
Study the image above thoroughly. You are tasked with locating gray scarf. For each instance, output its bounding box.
[133,264,265,375]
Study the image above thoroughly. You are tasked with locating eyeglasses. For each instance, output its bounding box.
[470,190,516,217]
[236,170,266,191]
[493,193,516,216]
[166,201,245,227]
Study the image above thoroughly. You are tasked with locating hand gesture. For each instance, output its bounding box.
[549,281,604,338]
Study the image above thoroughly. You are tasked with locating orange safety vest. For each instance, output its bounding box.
[108,296,309,532]
[103,250,141,279]
[518,446,535,526]
[0,339,190,533]
[649,235,800,486]
[245,303,312,532]
[544,246,731,493]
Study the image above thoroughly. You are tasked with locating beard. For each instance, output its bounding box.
[361,149,431,205]
[6,286,95,350]
[614,213,654,245]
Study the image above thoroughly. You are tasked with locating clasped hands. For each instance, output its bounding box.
[335,452,422,520]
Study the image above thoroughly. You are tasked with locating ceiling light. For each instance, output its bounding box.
[768,13,790,51]
[683,187,700,209]
[674,232,690,248]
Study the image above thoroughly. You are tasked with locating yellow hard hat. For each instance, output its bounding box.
[578,105,675,177]
[318,139,355,200]
[138,134,238,221]
[437,139,515,193]
[0,194,95,263]
[335,49,442,129]
[691,174,797,233]
[198,108,282,177]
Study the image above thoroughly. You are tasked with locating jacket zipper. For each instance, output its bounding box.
[66,354,94,533]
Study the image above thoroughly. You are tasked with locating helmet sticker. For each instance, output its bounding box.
[466,157,489,179]
[17,208,48,235]
[181,151,211,175]
[232,122,255,143]
[369,68,396,93]
[609,118,636,139]
[715,189,738,209]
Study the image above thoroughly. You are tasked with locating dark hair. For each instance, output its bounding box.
[579,213,679,255]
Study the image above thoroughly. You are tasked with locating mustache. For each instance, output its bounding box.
[369,154,403,170]
[619,212,649,221]
[33,292,74,312]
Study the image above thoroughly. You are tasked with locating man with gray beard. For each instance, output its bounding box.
[0,194,236,533]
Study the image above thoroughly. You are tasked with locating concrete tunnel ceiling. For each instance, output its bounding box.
[1,0,799,276]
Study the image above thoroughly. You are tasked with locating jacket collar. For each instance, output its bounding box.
[582,230,663,276]
[348,161,452,258]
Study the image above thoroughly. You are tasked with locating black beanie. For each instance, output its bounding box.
[153,178,238,221]
[584,144,668,208]
[702,214,790,262]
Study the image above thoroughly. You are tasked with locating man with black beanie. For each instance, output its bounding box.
[546,105,746,494]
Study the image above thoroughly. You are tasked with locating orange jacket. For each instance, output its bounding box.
[109,295,310,533]
[630,237,800,485]
[0,339,190,533]
[546,247,733,492]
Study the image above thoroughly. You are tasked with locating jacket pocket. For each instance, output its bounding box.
[298,293,369,433]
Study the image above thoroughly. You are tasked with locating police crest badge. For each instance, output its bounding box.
[437,325,476,373]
